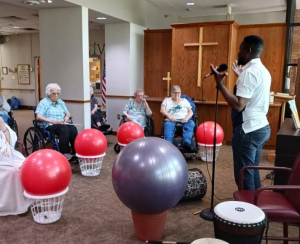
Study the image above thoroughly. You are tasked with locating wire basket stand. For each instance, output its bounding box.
[76,153,106,176]
[198,143,222,162]
[23,187,69,224]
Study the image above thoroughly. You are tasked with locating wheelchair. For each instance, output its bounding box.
[161,95,198,160]
[113,115,155,153]
[23,109,73,157]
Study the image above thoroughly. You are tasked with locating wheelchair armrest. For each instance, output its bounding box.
[238,166,292,190]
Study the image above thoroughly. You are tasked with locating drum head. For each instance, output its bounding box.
[191,238,229,244]
[214,201,265,224]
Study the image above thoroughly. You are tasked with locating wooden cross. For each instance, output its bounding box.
[163,72,172,97]
[184,27,218,87]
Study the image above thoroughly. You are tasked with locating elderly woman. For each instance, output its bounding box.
[123,89,152,129]
[0,117,30,216]
[90,86,110,131]
[160,85,195,149]
[35,83,78,160]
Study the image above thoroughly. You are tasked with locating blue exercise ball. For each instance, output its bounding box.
[112,137,188,214]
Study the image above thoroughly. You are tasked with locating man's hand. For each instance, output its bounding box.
[126,115,132,121]
[232,60,242,77]
[210,64,228,86]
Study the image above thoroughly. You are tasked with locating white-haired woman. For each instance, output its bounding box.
[123,89,152,129]
[35,83,78,160]
[160,85,195,149]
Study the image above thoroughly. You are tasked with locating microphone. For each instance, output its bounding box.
[204,63,228,78]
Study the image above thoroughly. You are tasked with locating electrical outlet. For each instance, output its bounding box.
[117,114,120,119]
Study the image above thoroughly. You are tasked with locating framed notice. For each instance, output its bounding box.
[17,64,30,85]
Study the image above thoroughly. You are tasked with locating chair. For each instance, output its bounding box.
[233,152,300,243]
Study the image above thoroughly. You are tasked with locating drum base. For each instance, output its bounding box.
[200,208,214,221]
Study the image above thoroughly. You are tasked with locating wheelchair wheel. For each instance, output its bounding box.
[114,143,121,154]
[23,127,46,156]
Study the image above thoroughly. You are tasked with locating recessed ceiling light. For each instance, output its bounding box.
[96,17,106,20]
[186,2,195,5]
[13,26,20,28]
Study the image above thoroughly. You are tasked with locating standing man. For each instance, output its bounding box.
[210,35,271,190]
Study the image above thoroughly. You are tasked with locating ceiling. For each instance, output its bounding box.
[0,0,125,35]
[0,0,296,35]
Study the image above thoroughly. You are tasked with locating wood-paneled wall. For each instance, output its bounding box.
[144,29,172,97]
[171,21,237,101]
[237,23,286,93]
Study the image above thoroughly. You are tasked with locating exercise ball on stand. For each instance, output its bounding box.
[196,121,224,162]
[116,121,144,152]
[112,137,188,241]
[20,149,71,224]
[75,129,107,176]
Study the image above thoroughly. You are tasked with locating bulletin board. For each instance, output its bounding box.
[17,64,30,85]
[89,57,101,83]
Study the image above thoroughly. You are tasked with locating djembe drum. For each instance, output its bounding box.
[213,201,266,244]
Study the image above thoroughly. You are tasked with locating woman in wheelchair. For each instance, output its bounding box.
[123,89,152,129]
[35,83,78,160]
[160,85,195,150]
[90,86,110,131]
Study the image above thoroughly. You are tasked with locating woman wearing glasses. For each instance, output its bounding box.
[35,83,78,160]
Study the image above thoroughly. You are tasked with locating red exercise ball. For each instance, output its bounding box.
[196,121,224,145]
[117,122,144,145]
[20,149,71,196]
[75,128,107,156]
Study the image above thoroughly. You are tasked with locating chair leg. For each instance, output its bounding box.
[283,223,288,244]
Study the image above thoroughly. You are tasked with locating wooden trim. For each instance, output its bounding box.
[1,88,35,92]
[171,21,238,28]
[144,29,172,33]
[106,95,132,99]
[239,23,286,28]
[64,100,91,103]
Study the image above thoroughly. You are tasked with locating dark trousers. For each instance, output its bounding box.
[232,125,271,190]
[46,124,78,154]
[91,111,104,125]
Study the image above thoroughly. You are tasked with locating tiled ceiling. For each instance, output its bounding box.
[0,0,296,35]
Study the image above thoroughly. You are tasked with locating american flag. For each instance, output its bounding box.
[101,60,106,110]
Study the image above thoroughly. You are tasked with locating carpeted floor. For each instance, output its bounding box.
[0,109,298,244]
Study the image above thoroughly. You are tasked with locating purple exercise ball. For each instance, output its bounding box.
[112,137,188,214]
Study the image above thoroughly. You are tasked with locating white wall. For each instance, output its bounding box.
[0,33,39,106]
[130,23,146,95]
[66,0,179,29]
[89,28,105,56]
[39,6,90,131]
[179,11,286,25]
[105,22,146,131]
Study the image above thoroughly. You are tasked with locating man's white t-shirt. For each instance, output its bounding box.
[235,58,271,133]
[162,97,191,120]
